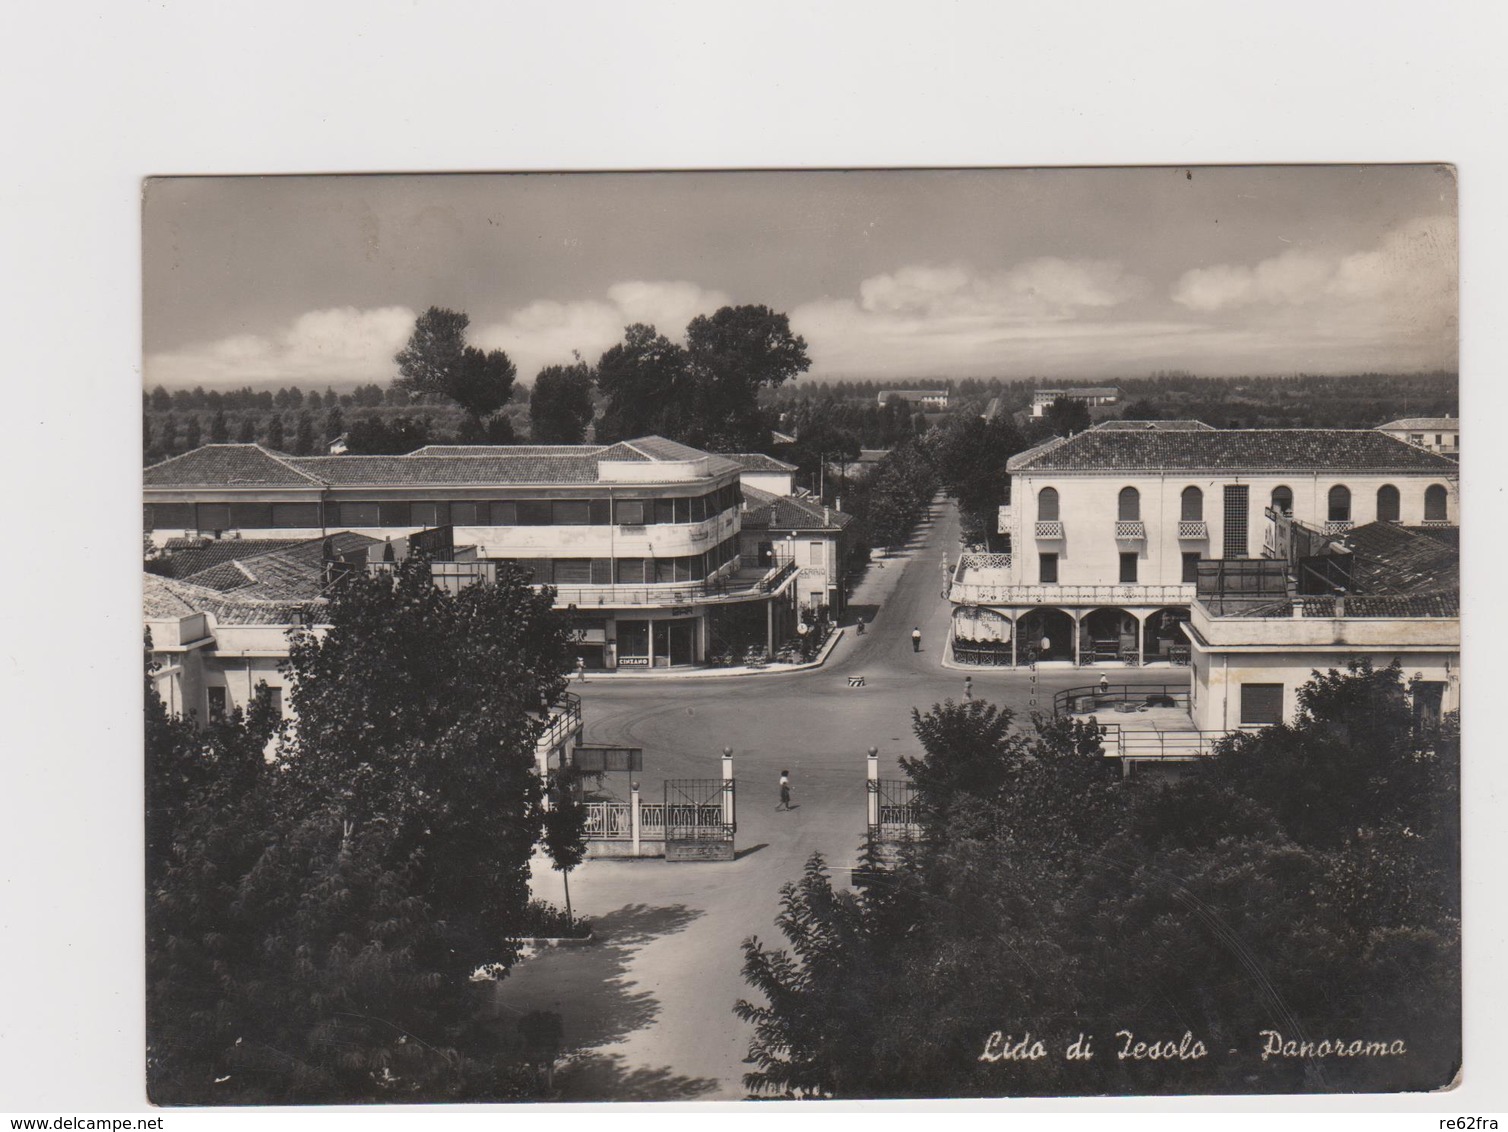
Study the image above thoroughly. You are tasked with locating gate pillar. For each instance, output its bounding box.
[721,747,736,831]
[630,780,642,857]
[865,746,879,828]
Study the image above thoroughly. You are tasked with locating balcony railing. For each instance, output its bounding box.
[1114,520,1147,541]
[1095,723,1228,761]
[1323,520,1353,535]
[960,552,1013,571]
[948,582,1195,606]
[1035,520,1064,539]
[1177,520,1209,540]
[535,692,581,753]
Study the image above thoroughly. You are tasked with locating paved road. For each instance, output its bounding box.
[490,497,1183,1101]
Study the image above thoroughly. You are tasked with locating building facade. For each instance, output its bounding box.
[877,389,949,410]
[1183,519,1459,733]
[737,486,854,615]
[949,426,1460,667]
[1029,386,1121,417]
[144,437,802,669]
[1375,416,1459,456]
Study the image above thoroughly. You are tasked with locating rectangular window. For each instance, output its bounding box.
[148,502,195,530]
[1435,434,1443,446]
[410,501,441,528]
[265,687,283,717]
[674,497,691,524]
[615,499,645,525]
[207,686,227,720]
[616,558,646,584]
[229,502,273,529]
[516,500,553,525]
[1182,551,1201,584]
[378,501,410,527]
[197,503,231,531]
[655,558,677,583]
[589,558,613,585]
[1222,485,1249,558]
[653,498,676,525]
[450,501,480,526]
[810,540,824,566]
[1039,552,1058,584]
[485,500,514,525]
[271,502,320,528]
[1240,683,1284,726]
[690,495,707,522]
[552,500,590,525]
[588,499,612,525]
[339,502,380,527]
[552,558,592,584]
[1409,433,1423,445]
[1119,552,1138,584]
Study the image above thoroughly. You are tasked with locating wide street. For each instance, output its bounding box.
[491,497,1184,1101]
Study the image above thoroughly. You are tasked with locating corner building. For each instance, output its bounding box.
[144,436,802,669]
[949,423,1459,667]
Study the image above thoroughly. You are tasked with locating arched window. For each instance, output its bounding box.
[1118,486,1140,521]
[1424,484,1449,522]
[1376,484,1400,523]
[1180,485,1203,521]
[1271,485,1293,516]
[1328,484,1351,522]
[1038,486,1059,521]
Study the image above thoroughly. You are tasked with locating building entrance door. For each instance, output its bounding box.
[652,620,697,666]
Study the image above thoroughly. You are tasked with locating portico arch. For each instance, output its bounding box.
[1080,606,1139,664]
[1015,607,1075,664]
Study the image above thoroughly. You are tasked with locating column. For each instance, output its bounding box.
[866,746,879,828]
[1010,613,1018,668]
[766,601,775,655]
[630,780,642,857]
[721,747,736,831]
[1135,611,1145,667]
[1072,611,1082,666]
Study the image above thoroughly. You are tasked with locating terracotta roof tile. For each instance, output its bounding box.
[143,444,324,487]
[1008,429,1460,473]
[740,485,854,530]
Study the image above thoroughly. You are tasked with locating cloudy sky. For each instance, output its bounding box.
[142,166,1456,389]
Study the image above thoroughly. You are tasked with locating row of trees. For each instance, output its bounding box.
[736,661,1460,1098]
[144,383,450,413]
[146,558,586,1103]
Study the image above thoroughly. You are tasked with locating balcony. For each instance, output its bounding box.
[1323,520,1353,536]
[949,581,1195,606]
[1177,520,1209,540]
[1114,520,1147,541]
[1035,520,1064,540]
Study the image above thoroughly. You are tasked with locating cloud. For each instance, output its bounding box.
[144,282,733,389]
[471,280,731,380]
[1172,215,1456,319]
[855,258,1141,321]
[145,305,417,388]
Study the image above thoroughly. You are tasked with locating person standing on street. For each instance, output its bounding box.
[1098,673,1109,695]
[576,656,587,683]
[964,675,973,701]
[777,769,792,811]
[912,627,922,653]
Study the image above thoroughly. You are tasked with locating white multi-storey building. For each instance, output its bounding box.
[1375,416,1459,456]
[144,436,802,669]
[948,423,1460,667]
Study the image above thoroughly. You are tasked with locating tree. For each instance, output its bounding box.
[208,409,230,443]
[345,414,432,455]
[541,769,588,923]
[236,417,257,443]
[150,385,172,410]
[292,411,315,455]
[529,359,596,444]
[1036,394,1093,438]
[684,304,810,450]
[323,406,344,445]
[395,307,517,422]
[593,323,691,443]
[183,416,202,450]
[265,414,286,452]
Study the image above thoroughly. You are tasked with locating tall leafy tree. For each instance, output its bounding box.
[395,306,518,424]
[684,304,810,450]
[292,411,315,455]
[183,415,202,450]
[265,414,286,452]
[594,323,691,443]
[529,359,596,444]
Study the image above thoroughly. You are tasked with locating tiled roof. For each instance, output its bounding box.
[1246,593,1459,619]
[143,444,324,487]
[1377,418,1458,431]
[1007,429,1460,473]
[1339,522,1458,598]
[722,452,798,473]
[178,532,381,600]
[160,539,311,577]
[144,573,322,626]
[145,437,741,491]
[1035,386,1120,397]
[1093,419,1215,431]
[740,485,855,530]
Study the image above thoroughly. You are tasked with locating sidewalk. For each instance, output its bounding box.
[567,626,846,681]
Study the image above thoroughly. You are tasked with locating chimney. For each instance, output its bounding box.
[1334,595,1345,617]
[823,506,830,525]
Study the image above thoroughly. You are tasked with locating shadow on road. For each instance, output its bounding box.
[553,1050,723,1101]
[733,842,769,859]
[484,902,704,1058]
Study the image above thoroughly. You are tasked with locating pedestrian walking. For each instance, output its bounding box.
[777,769,792,811]
[911,627,922,653]
[576,656,587,683]
[1098,673,1109,694]
[963,675,973,701]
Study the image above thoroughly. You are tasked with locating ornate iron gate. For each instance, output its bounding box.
[869,778,921,841]
[663,777,736,861]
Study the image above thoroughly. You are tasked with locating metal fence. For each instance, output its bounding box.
[1052,683,1191,716]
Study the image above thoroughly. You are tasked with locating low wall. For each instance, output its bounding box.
[583,837,666,859]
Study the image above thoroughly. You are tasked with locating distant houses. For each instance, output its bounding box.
[1030,386,1120,417]
[877,389,949,410]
